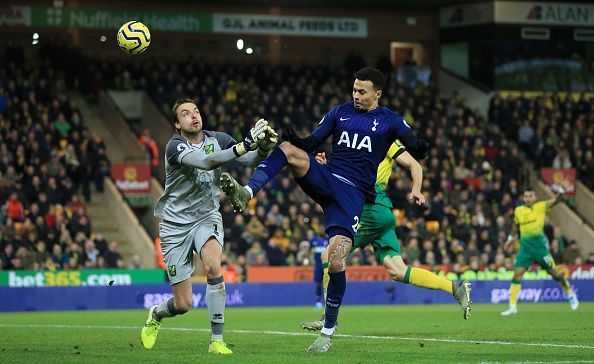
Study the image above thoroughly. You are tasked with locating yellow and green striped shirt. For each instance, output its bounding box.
[374,140,406,207]
[514,201,549,238]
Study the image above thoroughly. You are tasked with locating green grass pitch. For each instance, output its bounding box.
[0,303,592,363]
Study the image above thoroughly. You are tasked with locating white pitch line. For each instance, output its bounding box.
[1,323,593,350]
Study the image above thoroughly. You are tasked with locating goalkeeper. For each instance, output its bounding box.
[141,97,278,354]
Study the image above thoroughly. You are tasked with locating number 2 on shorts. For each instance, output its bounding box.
[352,216,360,233]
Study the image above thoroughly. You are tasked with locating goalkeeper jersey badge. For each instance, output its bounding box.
[204,144,214,154]
[168,265,177,277]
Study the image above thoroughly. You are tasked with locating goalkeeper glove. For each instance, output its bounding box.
[255,119,278,154]
[233,120,269,156]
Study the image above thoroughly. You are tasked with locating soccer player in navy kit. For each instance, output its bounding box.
[221,67,427,352]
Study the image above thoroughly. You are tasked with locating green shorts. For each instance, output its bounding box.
[351,202,401,263]
[515,235,556,270]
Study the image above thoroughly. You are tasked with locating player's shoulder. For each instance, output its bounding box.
[330,102,352,114]
[203,130,235,148]
[165,134,190,164]
[380,106,404,121]
[165,134,188,150]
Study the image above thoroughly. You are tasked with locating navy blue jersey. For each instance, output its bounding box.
[310,236,329,266]
[312,102,412,198]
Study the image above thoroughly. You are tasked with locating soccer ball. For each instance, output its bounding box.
[117,21,151,55]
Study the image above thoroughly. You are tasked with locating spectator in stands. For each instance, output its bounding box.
[586,252,594,265]
[562,241,581,264]
[518,120,535,158]
[553,147,572,168]
[265,238,286,266]
[51,244,69,269]
[246,241,267,266]
[139,129,160,177]
[5,192,24,221]
[129,254,142,269]
[84,240,100,267]
[103,240,123,268]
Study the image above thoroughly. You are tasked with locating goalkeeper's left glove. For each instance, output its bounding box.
[234,120,269,156]
[255,119,278,154]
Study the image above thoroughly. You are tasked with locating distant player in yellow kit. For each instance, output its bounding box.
[501,186,579,316]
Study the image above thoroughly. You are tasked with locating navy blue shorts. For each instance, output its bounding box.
[295,156,365,241]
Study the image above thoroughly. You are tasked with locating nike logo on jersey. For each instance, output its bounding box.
[372,119,378,132]
[339,117,351,121]
[337,131,372,152]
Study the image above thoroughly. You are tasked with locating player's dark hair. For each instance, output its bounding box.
[524,187,535,193]
[171,97,198,133]
[354,67,386,91]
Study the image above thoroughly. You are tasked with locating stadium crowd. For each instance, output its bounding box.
[1,43,591,279]
[489,92,594,190]
[0,44,123,271]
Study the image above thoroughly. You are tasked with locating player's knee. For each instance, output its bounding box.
[280,143,306,165]
[203,262,221,279]
[384,258,407,280]
[328,258,346,273]
[388,265,407,281]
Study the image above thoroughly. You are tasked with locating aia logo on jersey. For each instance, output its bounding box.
[337,131,372,152]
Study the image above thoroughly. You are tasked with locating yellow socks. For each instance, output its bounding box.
[404,267,453,294]
[510,279,521,306]
[558,276,573,296]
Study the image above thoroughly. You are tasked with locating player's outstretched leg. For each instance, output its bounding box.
[384,255,473,319]
[220,173,251,213]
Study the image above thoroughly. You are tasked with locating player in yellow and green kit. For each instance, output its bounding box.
[500,186,579,316]
[300,140,472,331]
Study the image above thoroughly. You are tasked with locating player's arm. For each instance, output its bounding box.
[546,184,566,208]
[504,221,519,253]
[391,115,429,160]
[281,106,339,154]
[171,121,271,170]
[394,150,425,205]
